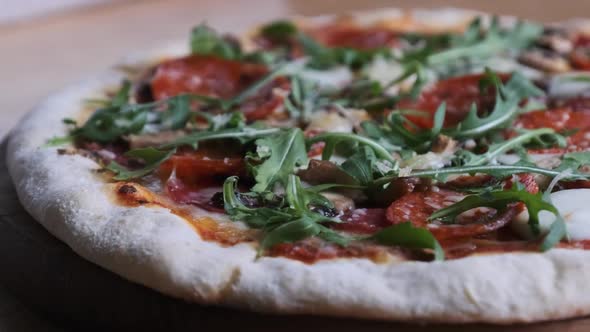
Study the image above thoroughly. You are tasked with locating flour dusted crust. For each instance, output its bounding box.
[7,8,590,323]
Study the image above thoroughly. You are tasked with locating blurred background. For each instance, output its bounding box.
[1,0,590,137]
[0,0,590,331]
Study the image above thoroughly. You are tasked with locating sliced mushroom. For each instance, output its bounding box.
[128,131,186,149]
[431,134,457,154]
[536,29,574,54]
[298,159,357,185]
[321,192,356,211]
[518,48,571,73]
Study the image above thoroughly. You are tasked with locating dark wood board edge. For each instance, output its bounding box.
[1,140,589,332]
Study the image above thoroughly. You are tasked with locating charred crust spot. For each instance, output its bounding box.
[137,199,148,205]
[56,148,77,156]
[118,184,138,194]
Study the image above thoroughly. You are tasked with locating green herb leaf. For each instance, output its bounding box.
[43,135,74,147]
[159,95,191,130]
[372,222,444,260]
[260,20,297,41]
[307,132,396,163]
[161,127,281,150]
[428,17,543,66]
[190,24,241,60]
[297,33,389,70]
[555,151,590,172]
[107,148,176,180]
[458,128,556,166]
[429,185,558,235]
[251,128,308,192]
[223,175,350,254]
[444,70,543,138]
[110,80,131,107]
[340,145,377,185]
[377,103,446,153]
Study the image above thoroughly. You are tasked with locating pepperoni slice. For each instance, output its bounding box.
[397,73,507,128]
[158,149,244,185]
[256,22,398,54]
[515,108,590,131]
[504,174,540,194]
[331,208,389,234]
[386,190,521,241]
[238,76,290,121]
[559,96,590,113]
[515,107,590,151]
[151,55,288,121]
[151,55,260,100]
[165,177,224,213]
[385,174,537,241]
[308,24,399,50]
[570,50,590,70]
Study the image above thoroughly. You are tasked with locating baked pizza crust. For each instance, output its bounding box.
[7,7,590,323]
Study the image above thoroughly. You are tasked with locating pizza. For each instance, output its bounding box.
[8,7,590,323]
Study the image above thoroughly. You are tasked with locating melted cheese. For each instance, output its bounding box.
[548,72,590,98]
[364,56,437,93]
[307,108,369,133]
[512,189,590,240]
[307,110,354,133]
[299,66,352,91]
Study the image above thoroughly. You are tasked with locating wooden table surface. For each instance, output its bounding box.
[3,1,590,330]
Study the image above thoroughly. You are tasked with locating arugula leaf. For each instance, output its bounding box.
[457,128,556,166]
[160,127,280,149]
[427,17,542,66]
[104,126,281,180]
[250,128,308,192]
[340,146,377,185]
[283,76,321,122]
[429,185,557,234]
[260,20,297,41]
[372,222,444,261]
[43,135,74,147]
[106,148,176,180]
[297,33,389,70]
[110,80,131,107]
[76,105,148,143]
[390,17,542,99]
[223,175,349,254]
[190,24,241,60]
[74,93,211,143]
[555,151,590,172]
[444,70,543,139]
[540,192,567,251]
[307,132,396,163]
[378,103,446,153]
[260,215,322,250]
[159,95,191,130]
[373,163,590,187]
[231,60,306,105]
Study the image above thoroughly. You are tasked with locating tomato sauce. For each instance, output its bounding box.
[113,182,252,245]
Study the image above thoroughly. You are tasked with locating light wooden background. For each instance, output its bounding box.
[2,1,590,330]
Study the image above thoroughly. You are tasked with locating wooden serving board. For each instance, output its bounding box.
[0,140,588,332]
